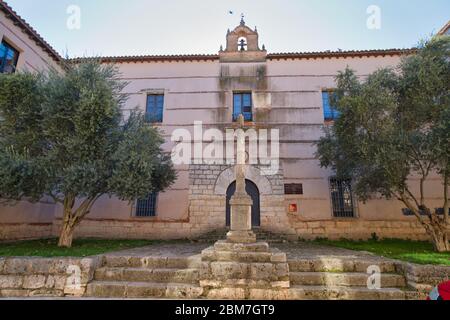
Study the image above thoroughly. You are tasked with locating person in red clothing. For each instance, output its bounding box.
[427,281,450,300]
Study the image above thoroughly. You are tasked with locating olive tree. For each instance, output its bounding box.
[316,36,449,252]
[0,62,176,247]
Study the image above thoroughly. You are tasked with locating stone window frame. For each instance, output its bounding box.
[140,89,166,126]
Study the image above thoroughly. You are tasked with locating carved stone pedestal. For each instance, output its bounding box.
[226,194,257,244]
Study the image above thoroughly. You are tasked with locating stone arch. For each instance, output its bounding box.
[214,166,272,195]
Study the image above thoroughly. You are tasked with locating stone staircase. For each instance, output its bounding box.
[85,255,204,299]
[85,247,421,300]
[285,257,418,300]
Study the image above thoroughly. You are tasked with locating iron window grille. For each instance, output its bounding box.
[322,91,340,121]
[135,193,158,217]
[0,40,19,74]
[329,178,355,218]
[233,92,253,122]
[145,94,164,123]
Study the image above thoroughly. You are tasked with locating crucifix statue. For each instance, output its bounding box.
[227,114,257,243]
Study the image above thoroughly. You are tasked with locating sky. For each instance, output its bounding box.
[5,0,450,58]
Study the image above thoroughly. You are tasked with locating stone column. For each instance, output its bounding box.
[226,115,256,244]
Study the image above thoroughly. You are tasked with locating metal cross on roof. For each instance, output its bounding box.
[240,13,245,25]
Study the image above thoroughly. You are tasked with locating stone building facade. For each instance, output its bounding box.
[0,1,447,242]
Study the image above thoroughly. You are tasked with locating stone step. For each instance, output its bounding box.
[288,258,399,273]
[290,272,406,288]
[290,285,409,300]
[94,267,200,284]
[102,255,199,269]
[86,281,203,299]
[249,286,410,300]
[201,248,286,264]
[214,241,270,253]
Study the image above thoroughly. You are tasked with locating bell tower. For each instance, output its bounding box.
[220,15,267,62]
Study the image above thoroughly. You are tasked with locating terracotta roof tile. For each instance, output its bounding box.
[438,20,450,35]
[69,48,416,64]
[267,48,417,60]
[69,54,220,64]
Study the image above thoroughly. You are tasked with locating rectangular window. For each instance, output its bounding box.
[0,40,20,74]
[135,193,158,217]
[330,178,355,218]
[233,92,253,122]
[146,94,164,123]
[285,184,303,195]
[322,91,340,121]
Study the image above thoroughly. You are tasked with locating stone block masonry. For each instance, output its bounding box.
[0,256,100,297]
[0,223,53,241]
[288,217,429,241]
[189,164,297,238]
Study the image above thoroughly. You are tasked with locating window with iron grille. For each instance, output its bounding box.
[329,178,355,218]
[233,92,253,122]
[285,184,303,195]
[0,40,19,74]
[135,193,158,217]
[322,91,340,121]
[146,94,164,123]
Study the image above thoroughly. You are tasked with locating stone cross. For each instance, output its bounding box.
[226,114,256,243]
[235,114,246,195]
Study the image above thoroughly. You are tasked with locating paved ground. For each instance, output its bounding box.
[104,240,394,263]
[105,241,212,257]
[274,242,395,262]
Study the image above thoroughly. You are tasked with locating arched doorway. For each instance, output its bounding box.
[226,180,260,228]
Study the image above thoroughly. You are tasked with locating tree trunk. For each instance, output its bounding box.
[58,221,75,248]
[426,223,450,253]
[400,196,449,252]
[57,195,98,248]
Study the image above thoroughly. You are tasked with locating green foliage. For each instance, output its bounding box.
[0,61,176,205]
[316,36,450,203]
[0,238,156,257]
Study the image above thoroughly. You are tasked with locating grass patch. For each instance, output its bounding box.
[0,238,159,258]
[314,239,450,266]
